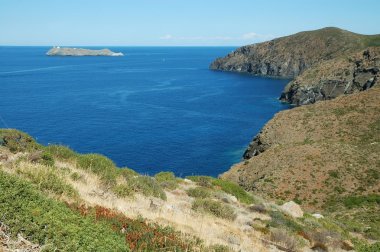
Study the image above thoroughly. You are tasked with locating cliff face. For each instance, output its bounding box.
[221,86,380,211]
[210,27,380,105]
[280,47,380,105]
[210,27,378,78]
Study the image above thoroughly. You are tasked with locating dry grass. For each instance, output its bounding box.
[0,222,40,252]
[0,149,272,252]
[270,229,297,251]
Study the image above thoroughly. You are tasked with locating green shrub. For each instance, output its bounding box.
[70,172,82,181]
[0,129,41,153]
[155,171,176,181]
[76,153,118,184]
[355,242,380,252]
[186,176,254,204]
[45,145,77,161]
[28,150,54,166]
[192,199,236,220]
[113,184,133,198]
[328,170,339,179]
[118,167,138,179]
[211,179,254,204]
[268,211,304,232]
[40,151,55,166]
[186,187,211,198]
[154,171,179,190]
[343,194,380,209]
[0,171,128,251]
[186,176,213,188]
[129,176,167,200]
[16,166,77,198]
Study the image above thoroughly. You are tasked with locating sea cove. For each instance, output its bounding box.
[0,46,289,176]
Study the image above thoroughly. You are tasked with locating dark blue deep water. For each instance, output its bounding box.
[0,46,289,176]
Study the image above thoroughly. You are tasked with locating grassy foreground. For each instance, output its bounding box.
[1,128,379,252]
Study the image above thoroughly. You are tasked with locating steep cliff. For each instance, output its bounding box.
[210,27,379,78]
[280,47,380,105]
[210,27,380,105]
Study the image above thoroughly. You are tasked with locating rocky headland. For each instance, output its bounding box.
[210,27,380,105]
[46,47,124,56]
[215,27,380,244]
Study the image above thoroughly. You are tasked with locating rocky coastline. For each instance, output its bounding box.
[210,27,380,106]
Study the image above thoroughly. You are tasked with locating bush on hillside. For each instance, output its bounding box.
[76,153,118,184]
[192,198,236,220]
[45,144,77,161]
[186,176,254,204]
[186,187,211,198]
[0,129,41,153]
[0,171,128,251]
[154,171,180,190]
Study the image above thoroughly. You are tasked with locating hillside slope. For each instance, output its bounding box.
[221,86,380,239]
[2,129,378,251]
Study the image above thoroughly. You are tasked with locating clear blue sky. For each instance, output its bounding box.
[1,0,379,46]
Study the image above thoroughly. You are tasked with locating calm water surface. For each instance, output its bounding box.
[0,46,289,176]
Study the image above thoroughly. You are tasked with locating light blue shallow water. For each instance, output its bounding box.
[0,46,290,176]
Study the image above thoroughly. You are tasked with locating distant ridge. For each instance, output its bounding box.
[210,27,380,78]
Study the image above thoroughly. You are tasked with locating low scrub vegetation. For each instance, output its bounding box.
[192,198,236,220]
[154,171,180,190]
[325,194,380,239]
[270,229,297,251]
[0,171,128,251]
[342,194,380,209]
[186,187,211,198]
[186,176,254,204]
[15,163,78,198]
[69,204,206,252]
[45,144,77,161]
[0,129,41,153]
[76,153,118,185]
[128,175,167,200]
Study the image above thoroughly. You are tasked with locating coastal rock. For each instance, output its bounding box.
[210,27,377,78]
[243,133,270,159]
[46,47,124,56]
[280,47,380,105]
[279,201,304,218]
[210,27,380,106]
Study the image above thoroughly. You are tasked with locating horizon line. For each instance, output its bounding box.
[0,44,243,47]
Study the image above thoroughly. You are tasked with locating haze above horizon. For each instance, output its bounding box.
[1,0,379,46]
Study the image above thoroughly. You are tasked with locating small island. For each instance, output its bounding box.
[46,46,124,56]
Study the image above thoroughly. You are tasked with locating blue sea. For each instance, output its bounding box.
[0,46,289,177]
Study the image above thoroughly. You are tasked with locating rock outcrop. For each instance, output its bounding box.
[280,47,380,105]
[279,201,304,218]
[210,27,378,78]
[46,47,124,56]
[210,27,380,105]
